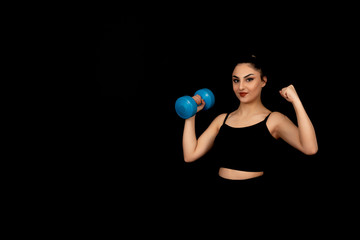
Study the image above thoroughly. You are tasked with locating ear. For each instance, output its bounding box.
[261,76,267,87]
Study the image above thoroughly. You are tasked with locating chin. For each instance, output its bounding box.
[238,96,251,103]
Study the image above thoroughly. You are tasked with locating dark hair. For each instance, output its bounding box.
[232,52,268,79]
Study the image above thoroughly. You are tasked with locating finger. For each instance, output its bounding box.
[280,89,288,99]
[279,88,285,95]
[193,95,202,104]
[198,100,205,109]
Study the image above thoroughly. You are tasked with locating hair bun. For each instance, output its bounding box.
[232,52,268,77]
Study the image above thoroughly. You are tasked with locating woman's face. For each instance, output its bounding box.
[232,63,267,103]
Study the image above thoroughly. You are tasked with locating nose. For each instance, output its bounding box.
[239,81,245,91]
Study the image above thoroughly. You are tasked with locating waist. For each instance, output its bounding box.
[218,167,264,180]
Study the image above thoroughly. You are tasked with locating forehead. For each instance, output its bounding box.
[232,63,260,77]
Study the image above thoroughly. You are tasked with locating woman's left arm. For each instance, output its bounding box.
[276,85,318,155]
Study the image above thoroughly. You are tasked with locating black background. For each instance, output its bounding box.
[94,7,357,213]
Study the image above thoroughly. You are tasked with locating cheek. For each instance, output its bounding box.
[250,82,263,92]
[232,84,237,93]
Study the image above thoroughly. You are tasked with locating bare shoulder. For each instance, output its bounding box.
[211,113,227,130]
[268,111,292,125]
[268,111,288,122]
[216,113,228,121]
[267,111,291,137]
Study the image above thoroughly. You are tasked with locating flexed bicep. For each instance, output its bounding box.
[274,112,317,155]
[276,115,303,152]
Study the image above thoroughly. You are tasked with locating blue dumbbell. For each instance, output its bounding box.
[175,88,215,119]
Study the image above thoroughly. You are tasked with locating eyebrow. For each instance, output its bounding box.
[232,73,254,79]
[243,73,255,78]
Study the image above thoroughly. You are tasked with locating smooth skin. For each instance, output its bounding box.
[182,63,318,180]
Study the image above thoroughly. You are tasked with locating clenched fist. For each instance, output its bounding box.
[279,84,300,103]
[192,95,205,113]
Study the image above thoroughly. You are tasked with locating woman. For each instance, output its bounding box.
[182,54,318,194]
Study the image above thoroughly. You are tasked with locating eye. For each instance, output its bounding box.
[246,78,254,82]
[233,79,239,83]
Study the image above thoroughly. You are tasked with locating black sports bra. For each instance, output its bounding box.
[212,112,278,172]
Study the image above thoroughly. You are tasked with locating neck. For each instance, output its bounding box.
[236,98,266,116]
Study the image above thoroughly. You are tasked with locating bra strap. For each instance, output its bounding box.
[264,112,272,122]
[222,113,230,125]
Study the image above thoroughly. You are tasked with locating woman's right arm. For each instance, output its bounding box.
[182,113,225,163]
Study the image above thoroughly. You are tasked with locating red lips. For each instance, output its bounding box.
[239,92,248,97]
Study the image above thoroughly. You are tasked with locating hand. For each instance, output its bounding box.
[192,95,205,113]
[279,84,300,103]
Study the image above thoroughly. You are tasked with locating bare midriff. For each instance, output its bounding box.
[218,167,264,180]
